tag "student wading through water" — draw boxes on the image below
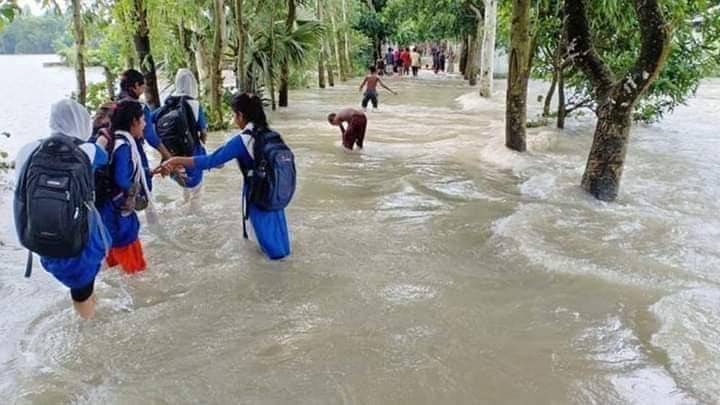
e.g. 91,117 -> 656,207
157,93 -> 294,260
14,100 -> 110,319
98,100 -> 158,274
328,108 -> 367,151
153,68 -> 209,209
358,66 -> 397,111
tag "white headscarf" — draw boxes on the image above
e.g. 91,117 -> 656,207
174,68 -> 199,99
49,99 -> 93,141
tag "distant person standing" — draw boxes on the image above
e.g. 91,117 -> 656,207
358,66 -> 397,111
393,48 -> 401,74
385,47 -> 395,75
411,48 -> 421,77
327,108 -> 367,150
439,48 -> 446,72
401,47 -> 412,76
431,46 -> 438,72
447,47 -> 456,74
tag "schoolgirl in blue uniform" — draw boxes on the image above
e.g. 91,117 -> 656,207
14,100 -> 109,319
98,100 -> 155,273
158,93 -> 291,260
117,69 -> 173,190
157,68 -> 209,203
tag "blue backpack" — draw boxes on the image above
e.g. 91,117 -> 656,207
240,128 -> 296,238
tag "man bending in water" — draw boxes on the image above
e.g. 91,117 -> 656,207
359,66 -> 397,111
328,108 -> 367,150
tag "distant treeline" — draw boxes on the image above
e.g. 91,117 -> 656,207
0,13 -> 71,55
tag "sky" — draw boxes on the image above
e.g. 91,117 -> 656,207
16,0 -> 67,16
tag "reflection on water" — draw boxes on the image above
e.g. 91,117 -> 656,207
1,55 -> 719,403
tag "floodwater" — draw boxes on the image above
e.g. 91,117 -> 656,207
1,54 -> 719,404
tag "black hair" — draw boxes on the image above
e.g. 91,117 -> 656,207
327,113 -> 337,123
119,69 -> 145,93
111,99 -> 144,132
369,65 -> 377,73
231,93 -> 268,129
93,101 -> 115,129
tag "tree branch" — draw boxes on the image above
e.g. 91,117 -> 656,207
468,2 -> 483,19
564,0 -> 614,101
614,0 -> 673,106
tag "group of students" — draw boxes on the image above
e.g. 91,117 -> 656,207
14,68 -> 294,319
382,47 -> 422,77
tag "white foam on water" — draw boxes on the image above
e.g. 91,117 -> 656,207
574,317 -> 697,404
381,284 -> 437,305
456,92 -> 501,113
650,288 -> 720,402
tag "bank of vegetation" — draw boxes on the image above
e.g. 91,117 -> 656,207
1,0 -> 720,199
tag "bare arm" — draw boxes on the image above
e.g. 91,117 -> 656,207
359,77 -> 367,92
157,143 -> 173,161
379,79 -> 397,95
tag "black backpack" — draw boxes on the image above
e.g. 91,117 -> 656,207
240,128 -> 296,238
155,96 -> 198,156
14,135 -> 95,275
88,127 -> 117,206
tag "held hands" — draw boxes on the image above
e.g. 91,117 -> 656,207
153,158 -> 187,180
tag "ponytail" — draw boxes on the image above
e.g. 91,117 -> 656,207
231,92 -> 268,130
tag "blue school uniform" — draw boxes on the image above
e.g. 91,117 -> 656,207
193,125 -> 291,260
98,136 -> 145,248
14,142 -> 109,289
183,105 -> 208,188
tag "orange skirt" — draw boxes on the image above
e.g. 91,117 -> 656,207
106,239 -> 147,274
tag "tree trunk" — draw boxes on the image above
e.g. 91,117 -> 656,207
103,66 -> 114,100
178,21 -> 200,82
566,0 -> 672,201
317,0 -> 326,89
279,0 -> 295,107
505,0 -> 531,152
71,0 -> 86,106
460,35 -> 468,76
326,37 -> 336,87
341,0 -> 353,78
479,0 -> 496,97
208,0 -> 226,127
557,67 -> 566,128
234,0 -> 246,92
467,5 -> 482,86
543,70 -> 557,117
267,8 -> 275,109
132,0 -> 160,109
466,28 -> 478,85
330,13 -> 347,81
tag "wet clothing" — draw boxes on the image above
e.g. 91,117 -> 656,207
159,69 -> 209,190
362,90 -> 379,109
106,239 -> 147,273
70,280 -> 94,303
179,103 -> 208,189
192,123 -> 291,260
343,113 -> 367,150
98,131 -> 151,273
15,141 -> 110,289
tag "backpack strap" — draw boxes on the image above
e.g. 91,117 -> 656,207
24,251 -> 33,278
240,128 -> 263,240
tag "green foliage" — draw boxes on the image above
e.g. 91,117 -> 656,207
0,12 -> 70,54
533,0 -> 720,123
0,1 -> 20,31
84,81 -> 111,114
